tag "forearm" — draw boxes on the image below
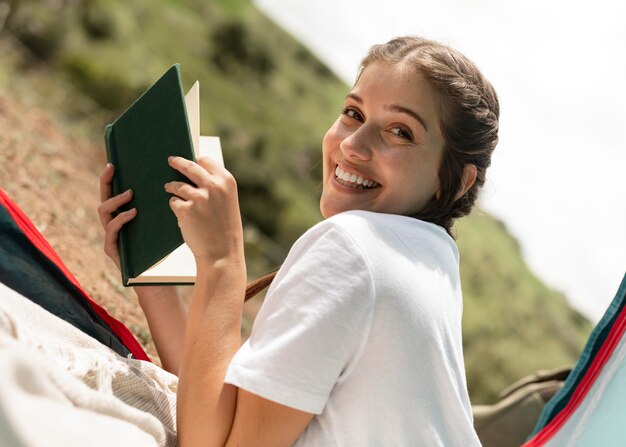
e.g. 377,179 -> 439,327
136,286 -> 187,375
177,257 -> 246,447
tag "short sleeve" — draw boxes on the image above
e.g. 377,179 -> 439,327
224,221 -> 376,414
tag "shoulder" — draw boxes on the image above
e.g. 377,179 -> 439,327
259,213 -> 379,339
301,210 -> 449,240
326,210 -> 449,235
277,212 -> 374,279
302,211 -> 458,263
267,213 -> 383,303
276,211 -> 459,293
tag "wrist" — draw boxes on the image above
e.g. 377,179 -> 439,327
192,256 -> 247,307
194,253 -> 245,273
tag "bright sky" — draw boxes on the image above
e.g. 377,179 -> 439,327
255,0 -> 626,322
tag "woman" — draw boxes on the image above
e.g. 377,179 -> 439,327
99,36 -> 499,446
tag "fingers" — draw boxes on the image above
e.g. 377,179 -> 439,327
168,156 -> 207,185
168,155 -> 224,186
106,208 -> 137,236
97,189 -> 133,228
98,162 -> 133,228
165,157 -> 236,206
196,156 -> 222,173
168,195 -> 189,215
196,156 -> 237,189
103,208 -> 137,265
100,163 -> 115,203
167,187 -> 201,219
164,181 -> 200,202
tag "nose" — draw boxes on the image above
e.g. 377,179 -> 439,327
340,124 -> 375,161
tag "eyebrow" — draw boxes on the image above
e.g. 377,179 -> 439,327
346,93 -> 429,132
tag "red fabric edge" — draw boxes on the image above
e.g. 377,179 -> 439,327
0,188 -> 151,362
522,304 -> 626,446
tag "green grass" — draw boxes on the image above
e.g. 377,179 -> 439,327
457,212 -> 591,402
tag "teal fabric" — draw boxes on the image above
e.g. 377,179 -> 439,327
562,354 -> 626,445
529,272 -> 626,438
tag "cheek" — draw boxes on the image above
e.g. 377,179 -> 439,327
323,123 -> 342,149
322,125 -> 341,169
391,157 -> 441,209
321,130 -> 332,157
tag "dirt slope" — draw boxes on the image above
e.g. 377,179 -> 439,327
0,91 -> 160,361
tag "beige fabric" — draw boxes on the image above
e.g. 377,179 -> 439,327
472,367 -> 569,447
0,283 -> 178,447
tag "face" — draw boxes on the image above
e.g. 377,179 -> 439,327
319,61 -> 445,219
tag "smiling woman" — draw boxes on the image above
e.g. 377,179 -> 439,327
319,60 -> 446,218
99,35 -> 500,446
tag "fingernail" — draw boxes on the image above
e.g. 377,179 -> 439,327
168,156 -> 174,163
125,189 -> 132,196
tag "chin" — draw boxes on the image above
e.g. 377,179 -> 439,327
319,200 -> 341,219
321,202 -> 367,219
319,205 -> 334,219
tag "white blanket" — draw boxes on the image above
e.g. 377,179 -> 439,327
0,282 -> 178,447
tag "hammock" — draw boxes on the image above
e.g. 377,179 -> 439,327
0,187 -> 149,361
0,188 -> 176,447
522,272 -> 626,446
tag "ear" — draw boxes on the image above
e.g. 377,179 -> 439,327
454,164 -> 477,201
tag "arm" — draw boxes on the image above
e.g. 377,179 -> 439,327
166,156 -> 313,446
98,163 -> 186,374
136,286 -> 186,374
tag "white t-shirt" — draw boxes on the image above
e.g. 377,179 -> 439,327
225,210 -> 480,446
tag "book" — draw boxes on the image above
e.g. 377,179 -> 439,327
104,64 -> 223,286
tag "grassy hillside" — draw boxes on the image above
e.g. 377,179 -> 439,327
0,0 -> 592,403
457,214 -> 590,401
4,0 -> 346,247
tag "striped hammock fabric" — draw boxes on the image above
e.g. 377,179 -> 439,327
0,187 -> 149,361
523,272 -> 626,446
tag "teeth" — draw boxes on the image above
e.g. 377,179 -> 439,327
334,165 -> 379,189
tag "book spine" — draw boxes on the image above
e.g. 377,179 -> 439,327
104,124 -> 132,286
175,64 -> 197,164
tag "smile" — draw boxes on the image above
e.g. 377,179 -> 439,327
334,165 -> 380,189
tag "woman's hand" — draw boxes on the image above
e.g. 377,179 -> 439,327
165,156 -> 244,267
97,163 -> 137,269
98,163 -> 187,373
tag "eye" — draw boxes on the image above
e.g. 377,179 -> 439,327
390,126 -> 414,141
341,107 -> 364,123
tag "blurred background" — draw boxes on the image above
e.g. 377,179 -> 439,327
0,0 -> 621,405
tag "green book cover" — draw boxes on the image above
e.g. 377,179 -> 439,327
104,64 -> 196,286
